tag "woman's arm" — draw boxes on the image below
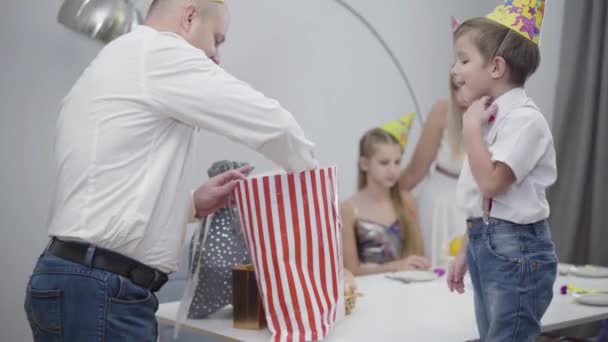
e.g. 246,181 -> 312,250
402,190 -> 426,256
400,99 -> 448,190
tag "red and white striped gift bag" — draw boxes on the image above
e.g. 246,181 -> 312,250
233,167 -> 344,342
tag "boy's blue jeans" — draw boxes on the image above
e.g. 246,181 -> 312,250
467,217 -> 557,342
24,252 -> 159,342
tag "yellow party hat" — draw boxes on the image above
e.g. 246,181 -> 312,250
379,112 -> 415,150
486,0 -> 546,45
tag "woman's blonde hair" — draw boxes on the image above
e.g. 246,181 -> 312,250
446,75 -> 465,158
357,128 -> 418,256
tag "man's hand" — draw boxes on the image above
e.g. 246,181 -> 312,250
193,165 -> 253,218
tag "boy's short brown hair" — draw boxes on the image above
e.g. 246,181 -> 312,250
454,17 -> 540,86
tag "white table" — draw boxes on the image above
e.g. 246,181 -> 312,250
157,273 -> 608,341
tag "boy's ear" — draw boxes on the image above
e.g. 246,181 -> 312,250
490,56 -> 508,80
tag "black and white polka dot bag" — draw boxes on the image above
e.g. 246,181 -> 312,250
175,160 -> 252,332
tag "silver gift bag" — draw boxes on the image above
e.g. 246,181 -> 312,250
186,160 -> 252,319
174,160 -> 252,338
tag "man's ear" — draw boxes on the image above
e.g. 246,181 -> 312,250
180,3 -> 198,31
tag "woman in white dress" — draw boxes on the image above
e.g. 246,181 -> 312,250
400,77 -> 470,267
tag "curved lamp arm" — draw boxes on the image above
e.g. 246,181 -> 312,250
333,0 -> 425,127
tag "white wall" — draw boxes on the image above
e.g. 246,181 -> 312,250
0,1 -> 564,340
0,3 -> 103,342
187,0 -> 565,194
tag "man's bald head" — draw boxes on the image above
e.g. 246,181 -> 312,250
148,0 -> 225,17
146,0 -> 230,64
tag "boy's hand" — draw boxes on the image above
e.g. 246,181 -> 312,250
447,252 -> 468,294
463,96 -> 498,127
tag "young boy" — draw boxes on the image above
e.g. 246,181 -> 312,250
446,0 -> 558,341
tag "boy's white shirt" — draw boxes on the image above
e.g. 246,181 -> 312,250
457,88 -> 557,224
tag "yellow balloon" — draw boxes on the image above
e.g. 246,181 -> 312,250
449,236 -> 464,257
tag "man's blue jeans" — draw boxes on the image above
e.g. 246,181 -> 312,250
24,251 -> 159,341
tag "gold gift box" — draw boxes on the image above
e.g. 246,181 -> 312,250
232,264 -> 266,330
345,291 -> 357,315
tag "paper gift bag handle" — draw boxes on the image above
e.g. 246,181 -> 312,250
173,211 -> 214,339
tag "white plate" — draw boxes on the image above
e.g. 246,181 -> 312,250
389,270 -> 438,282
574,293 -> 608,306
569,265 -> 608,278
557,263 -> 574,275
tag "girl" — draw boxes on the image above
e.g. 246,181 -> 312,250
342,127 -> 430,276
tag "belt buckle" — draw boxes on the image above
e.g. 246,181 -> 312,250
149,271 -> 160,291
128,266 -> 152,290
128,265 -> 168,292
129,264 -> 167,292
150,270 -> 168,292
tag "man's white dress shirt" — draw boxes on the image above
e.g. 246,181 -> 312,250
48,26 -> 317,272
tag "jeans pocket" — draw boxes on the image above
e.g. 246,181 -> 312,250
108,275 -> 155,305
106,276 -> 158,342
24,286 -> 62,341
486,231 -> 521,262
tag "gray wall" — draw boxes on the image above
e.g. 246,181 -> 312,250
0,1 -> 564,341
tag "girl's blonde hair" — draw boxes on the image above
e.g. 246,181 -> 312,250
357,128 -> 418,256
446,75 -> 465,158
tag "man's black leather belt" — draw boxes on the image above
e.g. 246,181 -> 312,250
47,238 -> 168,292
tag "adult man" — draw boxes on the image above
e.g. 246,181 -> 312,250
24,1 -> 317,340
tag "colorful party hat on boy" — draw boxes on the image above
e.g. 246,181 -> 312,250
379,112 -> 415,150
486,0 -> 546,45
